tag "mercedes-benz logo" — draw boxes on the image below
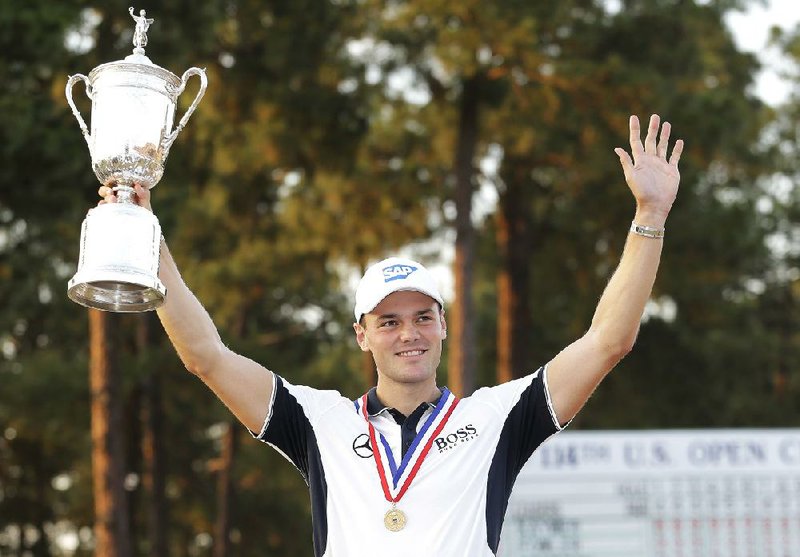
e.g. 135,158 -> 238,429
352,433 -> 373,458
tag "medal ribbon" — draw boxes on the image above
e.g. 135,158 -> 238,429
358,389 -> 459,504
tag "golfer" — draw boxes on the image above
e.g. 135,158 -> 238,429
98,114 -> 682,556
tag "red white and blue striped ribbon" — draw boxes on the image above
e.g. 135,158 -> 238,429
358,389 -> 459,502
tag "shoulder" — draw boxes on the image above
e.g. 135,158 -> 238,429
464,367 -> 545,408
253,375 -> 358,439
273,375 -> 357,418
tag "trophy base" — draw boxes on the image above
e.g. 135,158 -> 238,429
68,272 -> 165,313
68,203 -> 165,313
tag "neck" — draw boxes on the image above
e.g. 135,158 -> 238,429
375,379 -> 441,416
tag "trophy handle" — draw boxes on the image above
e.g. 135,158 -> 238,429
162,67 -> 207,154
65,74 -> 92,147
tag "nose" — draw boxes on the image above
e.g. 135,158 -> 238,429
398,321 -> 420,342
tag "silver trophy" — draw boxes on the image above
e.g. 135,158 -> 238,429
65,8 -> 207,312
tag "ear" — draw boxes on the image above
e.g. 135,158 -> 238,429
353,322 -> 371,352
439,309 -> 447,340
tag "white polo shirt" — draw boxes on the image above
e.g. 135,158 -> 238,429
253,365 -> 565,556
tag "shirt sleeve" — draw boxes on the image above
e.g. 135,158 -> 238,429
251,375 -> 315,480
484,365 -> 566,552
497,365 -> 565,472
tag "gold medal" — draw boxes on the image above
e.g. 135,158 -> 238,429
384,506 -> 407,532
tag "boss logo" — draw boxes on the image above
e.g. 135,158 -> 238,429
434,424 -> 478,453
382,264 -> 417,282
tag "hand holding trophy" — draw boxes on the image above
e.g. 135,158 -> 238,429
65,8 -> 207,312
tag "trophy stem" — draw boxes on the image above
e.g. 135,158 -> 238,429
113,184 -> 137,204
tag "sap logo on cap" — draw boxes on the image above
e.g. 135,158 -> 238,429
382,264 -> 418,282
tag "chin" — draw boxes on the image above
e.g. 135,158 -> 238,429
397,368 -> 436,383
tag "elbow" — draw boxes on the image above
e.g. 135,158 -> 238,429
611,329 -> 639,360
183,358 -> 206,378
181,341 -> 226,379
588,328 -> 637,368
601,342 -> 633,371
611,338 -> 636,363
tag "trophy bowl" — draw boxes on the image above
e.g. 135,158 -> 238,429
65,8 -> 207,312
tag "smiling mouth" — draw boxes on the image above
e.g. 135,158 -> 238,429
396,349 -> 426,357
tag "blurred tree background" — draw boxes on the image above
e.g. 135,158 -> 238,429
1,0 -> 799,555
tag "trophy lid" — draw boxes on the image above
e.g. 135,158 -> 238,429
125,7 -> 155,65
88,8 -> 180,88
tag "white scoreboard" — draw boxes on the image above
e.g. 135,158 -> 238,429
498,429 -> 800,557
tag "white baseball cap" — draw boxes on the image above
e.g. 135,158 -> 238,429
354,256 -> 444,322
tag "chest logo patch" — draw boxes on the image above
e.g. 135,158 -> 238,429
434,424 -> 478,453
352,433 -> 374,458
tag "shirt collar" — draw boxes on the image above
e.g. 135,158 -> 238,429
365,386 -> 444,418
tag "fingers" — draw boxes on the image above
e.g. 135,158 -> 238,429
96,183 -> 151,206
614,147 -> 634,179
629,115 -> 644,161
97,185 -> 117,204
133,183 -> 153,210
628,114 -> 683,166
669,139 -> 684,166
628,114 -> 664,160
657,121 -> 671,159
644,114 -> 660,155
133,183 -> 149,199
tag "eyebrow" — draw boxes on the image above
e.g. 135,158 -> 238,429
376,308 -> 435,320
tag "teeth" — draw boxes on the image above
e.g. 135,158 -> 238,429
398,349 -> 424,357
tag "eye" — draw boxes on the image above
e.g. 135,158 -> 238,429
378,319 -> 397,328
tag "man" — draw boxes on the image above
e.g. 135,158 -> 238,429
98,114 -> 682,555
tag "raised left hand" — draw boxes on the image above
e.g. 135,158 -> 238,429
615,114 -> 683,225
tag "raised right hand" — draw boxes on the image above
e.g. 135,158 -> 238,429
614,114 -> 683,227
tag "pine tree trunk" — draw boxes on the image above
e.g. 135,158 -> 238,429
124,383 -> 142,550
213,422 -> 238,557
139,314 -> 169,557
89,309 -> 132,557
496,203 -> 514,385
496,171 -> 533,383
142,370 -> 168,557
448,76 -> 480,397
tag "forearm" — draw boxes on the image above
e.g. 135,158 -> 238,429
588,207 -> 665,357
156,239 -> 226,377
